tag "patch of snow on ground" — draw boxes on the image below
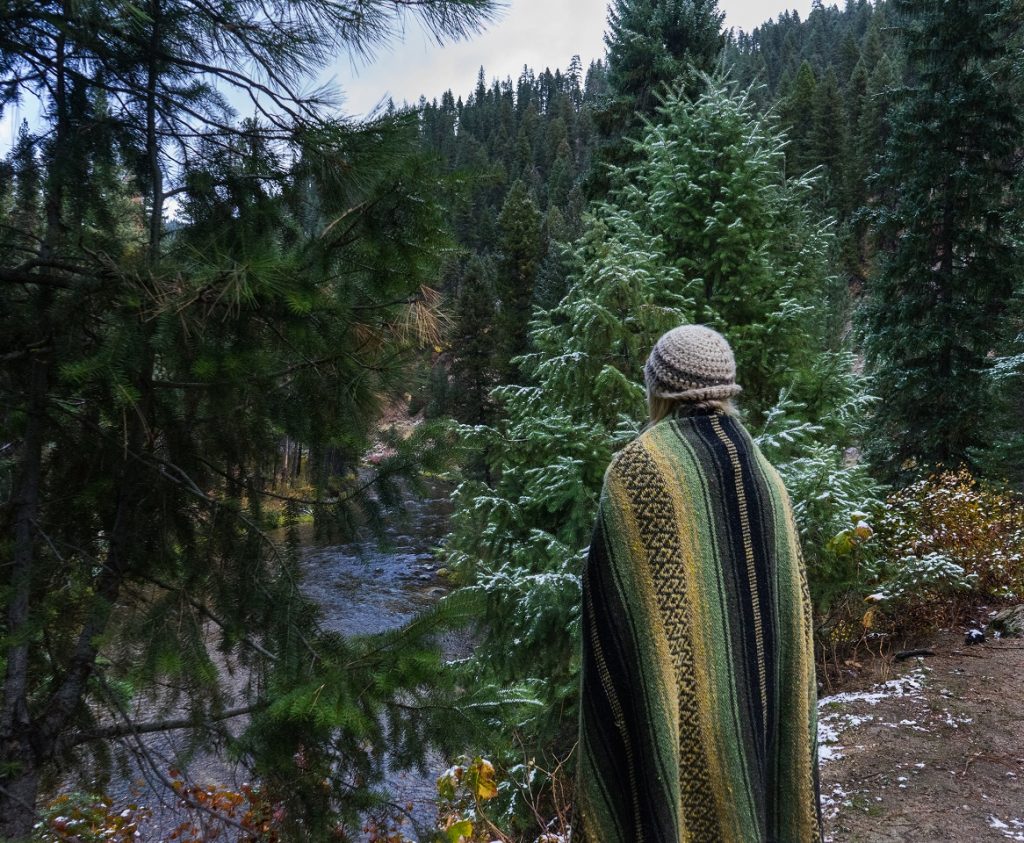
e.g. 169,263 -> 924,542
819,783 -> 849,822
817,667 -> 929,765
988,814 -> 1024,841
942,711 -> 973,728
823,666 -> 929,707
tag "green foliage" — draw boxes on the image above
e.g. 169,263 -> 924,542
979,310 -> 1024,489
591,0 -> 725,196
32,793 -> 150,843
606,0 -> 725,111
495,180 -> 543,380
873,469 -> 1024,608
866,552 -> 976,608
233,588 -> 538,835
448,257 -> 499,426
0,0 -> 499,835
438,76 -> 870,835
777,60 -> 819,180
810,69 -> 847,208
442,203 -> 684,755
623,77 -> 841,418
752,375 -> 886,620
807,467 -> 1024,649
418,57 -> 604,420
724,0 -> 905,283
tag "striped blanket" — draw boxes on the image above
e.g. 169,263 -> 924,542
576,407 -> 822,842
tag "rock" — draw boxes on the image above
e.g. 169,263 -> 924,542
894,648 -> 936,661
986,605 -> 1024,639
964,628 -> 985,646
435,567 -> 450,578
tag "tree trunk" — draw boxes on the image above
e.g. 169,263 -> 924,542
147,0 -> 163,262
0,761 -> 40,841
0,355 -> 47,842
0,8 -> 66,832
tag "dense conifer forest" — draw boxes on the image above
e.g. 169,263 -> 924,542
2,0 -> 1023,839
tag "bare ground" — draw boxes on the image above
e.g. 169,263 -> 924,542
819,630 -> 1024,842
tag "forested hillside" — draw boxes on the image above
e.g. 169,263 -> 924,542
415,60 -> 607,424
420,0 -> 899,430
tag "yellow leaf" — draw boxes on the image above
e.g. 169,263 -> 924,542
853,520 -> 873,541
446,819 -> 473,842
473,758 -> 498,800
827,530 -> 854,556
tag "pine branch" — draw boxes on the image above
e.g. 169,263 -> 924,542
128,575 -> 279,662
49,402 -> 319,657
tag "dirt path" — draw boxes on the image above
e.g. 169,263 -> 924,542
819,630 -> 1024,842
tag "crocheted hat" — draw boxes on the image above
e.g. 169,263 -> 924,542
644,324 -> 743,402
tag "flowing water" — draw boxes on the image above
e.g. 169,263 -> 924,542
299,489 -> 454,638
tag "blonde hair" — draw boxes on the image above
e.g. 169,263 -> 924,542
647,393 -> 738,425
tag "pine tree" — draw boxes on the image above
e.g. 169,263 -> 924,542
860,0 -> 1024,480
589,0 -> 724,196
984,303 -> 1024,487
0,0 -> 497,835
606,0 -> 724,112
811,68 -> 848,212
494,179 -> 543,380
418,57 -> 605,430
449,257 -> 499,426
777,60 -> 818,180
440,77 -> 870,790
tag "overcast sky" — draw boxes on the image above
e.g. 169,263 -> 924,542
335,0 -> 816,117
1,0 -> 814,149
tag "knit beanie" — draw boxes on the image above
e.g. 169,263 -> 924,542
644,324 -> 743,402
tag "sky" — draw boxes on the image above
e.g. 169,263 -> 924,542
335,0 -> 816,118
0,0 -> 815,150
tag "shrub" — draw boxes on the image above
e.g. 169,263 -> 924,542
866,468 -> 1024,631
752,380 -> 886,644
33,794 -> 150,843
435,751 -> 573,843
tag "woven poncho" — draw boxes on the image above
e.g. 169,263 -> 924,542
576,407 -> 822,843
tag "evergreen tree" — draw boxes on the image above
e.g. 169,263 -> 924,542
860,0 -> 1024,479
441,78 -> 871,799
0,0 -> 497,835
811,68 -> 848,212
590,0 -> 725,196
984,310 -> 1024,487
778,60 -> 818,180
449,256 -> 499,426
606,0 -> 724,112
494,179 -> 543,380
418,57 -> 602,412
856,50 -> 902,185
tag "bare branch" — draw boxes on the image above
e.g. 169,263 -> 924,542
71,703 -> 264,746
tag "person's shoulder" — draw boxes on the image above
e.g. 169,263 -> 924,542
604,424 -> 670,485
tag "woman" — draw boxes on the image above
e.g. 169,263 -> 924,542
576,325 -> 822,843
